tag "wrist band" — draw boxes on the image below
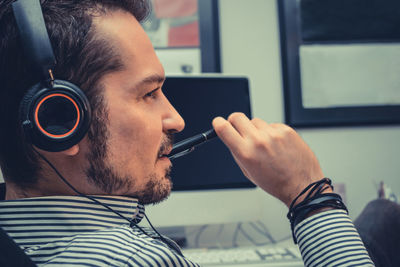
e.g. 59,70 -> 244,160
287,178 -> 348,244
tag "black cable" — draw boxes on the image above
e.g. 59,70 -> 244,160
237,224 -> 262,246
194,225 -> 208,248
33,148 -> 133,223
273,234 -> 292,243
32,148 -> 182,255
249,222 -> 264,235
237,223 -> 276,246
214,224 -> 224,248
142,213 -> 184,255
232,223 -> 240,247
249,222 -> 276,244
256,221 -> 277,243
185,226 -> 204,237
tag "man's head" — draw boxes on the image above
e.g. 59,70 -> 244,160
0,0 -> 185,204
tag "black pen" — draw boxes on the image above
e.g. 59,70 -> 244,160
168,129 -> 218,160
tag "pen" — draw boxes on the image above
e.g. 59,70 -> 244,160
168,129 -> 218,160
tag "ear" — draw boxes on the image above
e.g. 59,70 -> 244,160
60,144 -> 80,156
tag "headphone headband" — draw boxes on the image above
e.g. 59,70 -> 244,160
12,0 -> 56,80
13,0 -> 91,152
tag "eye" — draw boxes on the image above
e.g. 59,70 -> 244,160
144,88 -> 160,100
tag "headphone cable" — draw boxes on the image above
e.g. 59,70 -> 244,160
31,148 -> 174,248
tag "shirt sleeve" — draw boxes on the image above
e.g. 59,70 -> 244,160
294,209 -> 375,267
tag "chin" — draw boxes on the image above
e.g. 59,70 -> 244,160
137,171 -> 173,205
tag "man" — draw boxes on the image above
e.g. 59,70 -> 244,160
0,0 -> 374,266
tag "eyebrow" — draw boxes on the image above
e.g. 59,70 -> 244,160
135,74 -> 166,89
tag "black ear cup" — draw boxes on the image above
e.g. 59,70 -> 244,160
19,80 -> 91,152
13,0 -> 91,152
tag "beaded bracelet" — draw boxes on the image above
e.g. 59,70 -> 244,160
287,178 -> 348,244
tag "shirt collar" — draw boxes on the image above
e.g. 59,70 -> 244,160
0,195 -> 145,246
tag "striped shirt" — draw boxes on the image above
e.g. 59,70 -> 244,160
0,195 -> 199,267
295,209 -> 375,267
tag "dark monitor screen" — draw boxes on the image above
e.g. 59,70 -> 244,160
163,76 -> 256,191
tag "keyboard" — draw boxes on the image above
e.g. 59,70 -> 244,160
182,245 -> 304,267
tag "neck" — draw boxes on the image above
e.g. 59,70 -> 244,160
4,173 -> 81,200
4,182 -> 45,200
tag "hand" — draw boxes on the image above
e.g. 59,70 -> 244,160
212,113 -> 325,207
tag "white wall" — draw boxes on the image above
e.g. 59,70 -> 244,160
218,0 -> 400,235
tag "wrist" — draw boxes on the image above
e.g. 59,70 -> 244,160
304,206 -> 335,219
286,178 -> 348,244
286,184 -> 333,208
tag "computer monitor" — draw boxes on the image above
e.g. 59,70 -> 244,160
146,75 -> 261,227
166,76 -> 255,191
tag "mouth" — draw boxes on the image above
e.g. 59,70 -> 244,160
157,147 -> 172,159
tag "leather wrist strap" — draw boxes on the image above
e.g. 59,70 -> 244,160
287,178 -> 348,244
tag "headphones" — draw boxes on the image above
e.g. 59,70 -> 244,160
12,0 -> 91,152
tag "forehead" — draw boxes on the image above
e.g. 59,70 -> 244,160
92,10 -> 164,81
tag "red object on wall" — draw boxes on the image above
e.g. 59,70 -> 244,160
152,0 -> 199,47
168,21 -> 199,47
153,0 -> 197,18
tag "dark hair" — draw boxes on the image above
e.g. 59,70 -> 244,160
0,0 -> 150,186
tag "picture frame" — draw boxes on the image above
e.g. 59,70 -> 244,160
278,0 -> 400,127
143,0 -> 220,74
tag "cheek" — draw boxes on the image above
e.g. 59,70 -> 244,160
106,108 -> 163,166
107,99 -> 145,144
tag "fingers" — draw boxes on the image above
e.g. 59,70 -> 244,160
227,112 -> 259,139
213,113 -> 295,152
213,114 -> 324,206
251,118 -> 271,132
213,113 -> 272,144
254,120 -> 297,140
213,113 -> 263,150
212,116 -> 244,152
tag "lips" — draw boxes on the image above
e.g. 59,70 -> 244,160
157,147 -> 172,158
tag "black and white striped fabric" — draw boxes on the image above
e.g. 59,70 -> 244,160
295,209 -> 375,267
0,195 -> 199,267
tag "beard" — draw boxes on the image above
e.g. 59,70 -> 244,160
84,94 -> 174,205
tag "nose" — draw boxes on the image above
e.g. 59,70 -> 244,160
162,94 -> 185,133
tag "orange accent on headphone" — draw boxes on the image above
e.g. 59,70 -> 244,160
34,93 -> 80,138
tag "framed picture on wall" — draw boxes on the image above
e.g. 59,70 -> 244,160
278,0 -> 400,127
143,0 -> 220,74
